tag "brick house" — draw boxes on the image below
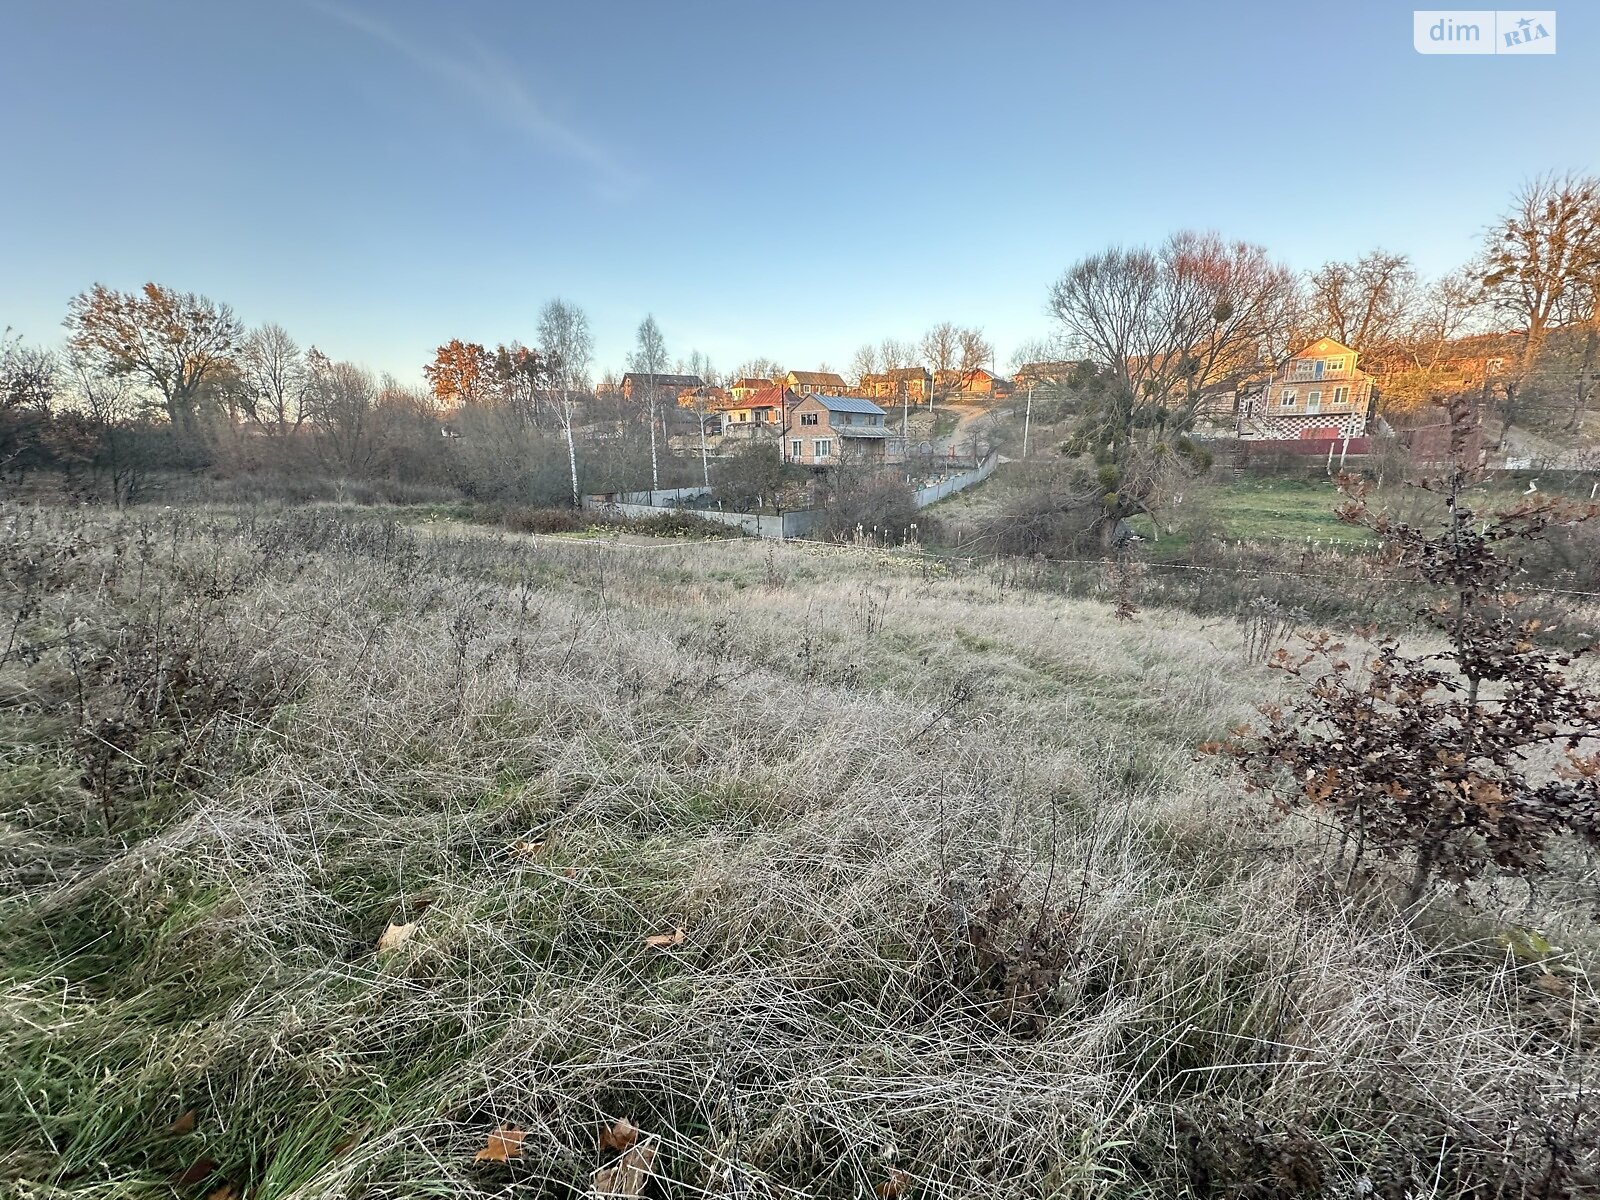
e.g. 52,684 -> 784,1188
783,394 -> 898,465
785,370 -> 849,397
1243,338 -> 1374,440
860,367 -> 933,403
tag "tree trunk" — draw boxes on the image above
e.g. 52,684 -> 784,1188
563,406 -> 579,508
1567,321 -> 1597,433
648,389 -> 660,493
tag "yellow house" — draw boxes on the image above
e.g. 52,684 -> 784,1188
1244,337 -> 1374,439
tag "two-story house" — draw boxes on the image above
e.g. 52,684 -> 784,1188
720,384 -> 797,430
728,376 -> 771,402
783,394 -> 898,465
785,370 -> 850,397
860,367 -> 933,403
1246,338 -> 1374,440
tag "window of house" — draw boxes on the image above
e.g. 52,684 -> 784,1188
1281,388 -> 1297,408
790,439 -> 803,459
800,412 -> 819,426
737,412 -> 748,422
1307,390 -> 1322,411
1333,386 -> 1348,406
1326,358 -> 1344,372
813,439 -> 831,458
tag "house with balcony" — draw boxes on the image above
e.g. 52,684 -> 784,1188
783,394 -> 899,465
1242,338 -> 1374,440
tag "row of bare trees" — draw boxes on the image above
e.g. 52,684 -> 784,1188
847,323 -> 995,400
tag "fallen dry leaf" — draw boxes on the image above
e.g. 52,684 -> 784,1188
330,1134 -> 359,1157
474,1124 -> 526,1164
206,1186 -> 239,1200
172,1158 -> 217,1186
513,839 -> 546,859
598,1117 -> 640,1154
168,1109 -> 197,1135
564,865 -> 579,880
377,921 -> 417,953
593,1138 -> 657,1197
1535,972 -> 1572,997
877,1168 -> 911,1198
644,928 -> 685,949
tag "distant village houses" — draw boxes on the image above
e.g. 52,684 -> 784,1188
620,372 -> 704,403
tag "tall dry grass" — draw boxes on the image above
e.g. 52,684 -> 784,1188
1,502 -> 1596,1199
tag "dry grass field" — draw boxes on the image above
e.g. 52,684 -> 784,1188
2,503 -> 1597,1198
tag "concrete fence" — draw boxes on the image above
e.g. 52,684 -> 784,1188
583,455 -> 1000,541
912,451 -> 1000,508
580,487 -> 820,539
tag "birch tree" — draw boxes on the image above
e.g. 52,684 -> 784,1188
629,315 -> 668,492
538,299 -> 594,507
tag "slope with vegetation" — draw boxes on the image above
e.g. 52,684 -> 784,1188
2,502 -> 1597,1198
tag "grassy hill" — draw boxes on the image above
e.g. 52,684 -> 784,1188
2,504 -> 1596,1198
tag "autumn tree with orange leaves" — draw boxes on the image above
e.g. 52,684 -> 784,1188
423,339 -> 495,410
64,282 -> 241,442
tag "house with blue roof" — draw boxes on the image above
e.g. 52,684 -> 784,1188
784,392 -> 902,466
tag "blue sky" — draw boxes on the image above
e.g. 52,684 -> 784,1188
1,1 -> 1594,381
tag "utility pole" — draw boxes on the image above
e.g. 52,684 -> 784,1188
902,382 -> 911,483
1022,383 -> 1034,458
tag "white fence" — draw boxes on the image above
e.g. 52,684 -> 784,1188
912,451 -> 1000,508
582,456 -> 1000,541
581,488 -> 819,539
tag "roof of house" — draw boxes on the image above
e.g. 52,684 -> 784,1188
727,384 -> 798,409
1292,338 -> 1359,359
621,372 -> 704,390
787,370 -> 848,387
804,394 -> 887,416
836,425 -> 891,438
730,376 -> 771,389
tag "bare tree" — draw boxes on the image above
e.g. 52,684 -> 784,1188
629,315 -> 668,492
538,299 -> 594,507
1306,250 -> 1419,355
237,322 -> 309,436
1482,172 -> 1600,378
304,349 -> 380,474
68,356 -> 148,507
849,344 -> 880,387
920,322 -> 961,405
2,331 -> 58,474
64,282 -> 241,442
731,356 -> 783,383
1049,231 -> 1300,417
